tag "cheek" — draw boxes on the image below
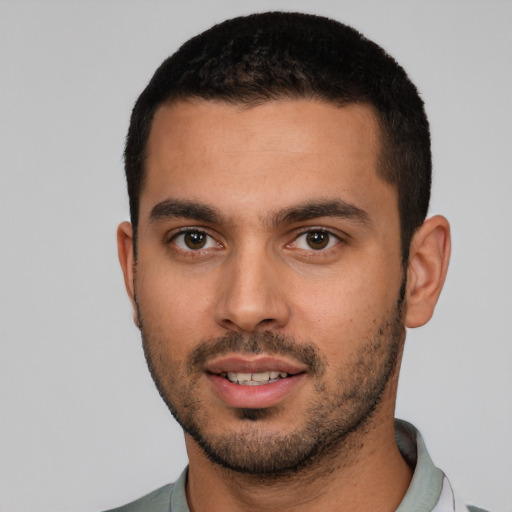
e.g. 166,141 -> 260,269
136,262 -> 218,346
291,264 -> 400,349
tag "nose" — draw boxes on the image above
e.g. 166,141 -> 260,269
214,245 -> 291,334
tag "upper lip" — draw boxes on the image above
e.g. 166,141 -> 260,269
205,355 -> 307,375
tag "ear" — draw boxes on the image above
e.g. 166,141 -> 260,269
405,215 -> 451,328
117,221 -> 140,327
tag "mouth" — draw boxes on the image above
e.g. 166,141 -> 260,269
205,355 -> 307,408
217,370 -> 294,386
206,355 -> 306,382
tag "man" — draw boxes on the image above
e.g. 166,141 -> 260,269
113,11 -> 486,512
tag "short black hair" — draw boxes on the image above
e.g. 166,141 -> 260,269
124,11 -> 431,263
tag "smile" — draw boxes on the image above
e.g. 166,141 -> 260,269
205,355 -> 308,407
220,371 -> 290,386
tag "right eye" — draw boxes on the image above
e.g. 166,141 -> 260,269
171,230 -> 221,251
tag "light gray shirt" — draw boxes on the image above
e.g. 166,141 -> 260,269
105,419 -> 488,512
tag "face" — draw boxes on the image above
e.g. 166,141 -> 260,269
123,99 -> 406,475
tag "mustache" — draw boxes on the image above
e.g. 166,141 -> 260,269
187,330 -> 326,376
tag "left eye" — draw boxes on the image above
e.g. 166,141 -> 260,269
293,230 -> 339,251
172,231 -> 219,251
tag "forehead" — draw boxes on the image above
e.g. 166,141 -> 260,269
148,98 -> 381,158
142,99 -> 395,225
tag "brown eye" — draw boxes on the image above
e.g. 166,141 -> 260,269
172,230 -> 219,251
306,231 -> 330,250
184,231 -> 207,249
290,230 -> 339,252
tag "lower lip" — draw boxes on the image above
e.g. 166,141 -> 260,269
207,373 -> 306,409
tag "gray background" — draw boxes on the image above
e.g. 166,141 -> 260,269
0,1 -> 511,511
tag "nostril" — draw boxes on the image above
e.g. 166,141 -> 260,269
214,286 -> 291,333
258,318 -> 276,326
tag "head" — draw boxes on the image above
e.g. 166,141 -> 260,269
124,11 -> 431,265
118,12 -> 450,478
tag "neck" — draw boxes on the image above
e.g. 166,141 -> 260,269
185,411 -> 412,512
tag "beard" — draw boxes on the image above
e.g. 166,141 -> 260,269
137,299 -> 405,477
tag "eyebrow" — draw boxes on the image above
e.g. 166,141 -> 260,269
149,197 -> 371,228
270,199 -> 371,227
150,199 -> 222,224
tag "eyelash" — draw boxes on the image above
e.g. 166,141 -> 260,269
168,228 -> 223,253
286,228 -> 343,255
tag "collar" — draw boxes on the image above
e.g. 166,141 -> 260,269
169,420 -> 452,512
395,419 -> 447,511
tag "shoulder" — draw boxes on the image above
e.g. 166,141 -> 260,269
103,483 -> 174,512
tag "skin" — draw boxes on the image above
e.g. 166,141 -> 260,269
118,99 -> 451,512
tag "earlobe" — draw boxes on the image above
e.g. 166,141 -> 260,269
117,222 -> 140,327
405,215 -> 451,328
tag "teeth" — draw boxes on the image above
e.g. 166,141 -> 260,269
251,371 -> 270,381
227,372 -> 251,382
223,371 -> 290,385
